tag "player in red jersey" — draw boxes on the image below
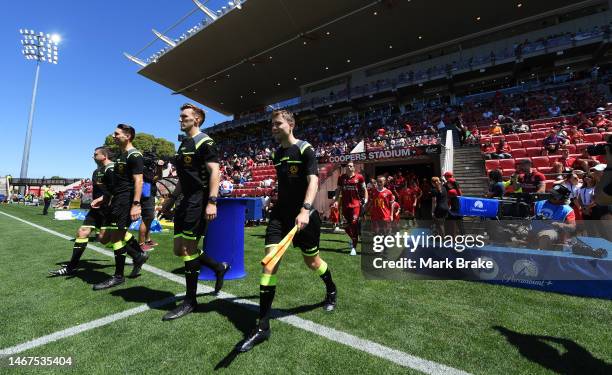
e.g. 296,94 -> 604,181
329,201 -> 340,231
335,162 -> 368,255
398,181 -> 421,227
367,175 -> 395,234
391,201 -> 401,230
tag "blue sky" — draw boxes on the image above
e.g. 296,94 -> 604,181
0,0 -> 233,178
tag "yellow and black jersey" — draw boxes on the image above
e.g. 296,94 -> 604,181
175,132 -> 219,196
92,163 -> 114,202
271,140 -> 318,215
112,148 -> 144,195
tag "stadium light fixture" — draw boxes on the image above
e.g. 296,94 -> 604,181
18,28 -> 60,180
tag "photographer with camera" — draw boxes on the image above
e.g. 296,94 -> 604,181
529,184 -> 576,250
139,153 -> 164,251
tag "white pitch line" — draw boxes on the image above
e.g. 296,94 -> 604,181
0,210 -> 471,375
0,294 -> 180,357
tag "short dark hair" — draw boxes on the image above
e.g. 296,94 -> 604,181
271,109 -> 295,127
117,124 -> 136,141
95,146 -> 112,158
181,103 -> 205,126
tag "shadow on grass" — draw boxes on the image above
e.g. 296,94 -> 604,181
110,286 -> 177,311
212,298 -> 324,370
493,326 -> 612,374
51,259 -> 113,285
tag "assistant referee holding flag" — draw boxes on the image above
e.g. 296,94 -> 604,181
238,109 -> 337,352
160,103 -> 230,321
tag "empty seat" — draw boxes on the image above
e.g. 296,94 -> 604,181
502,169 -> 515,177
507,141 -> 522,149
575,143 -> 590,153
583,133 -> 602,143
522,139 -> 537,148
485,160 -> 500,171
518,133 -> 532,140
512,148 -> 527,158
532,131 -> 546,139
531,156 -> 550,169
499,159 -> 515,170
548,155 -> 562,163
538,167 -> 553,174
565,144 -> 576,153
505,134 -> 519,142
526,147 -> 542,157
534,138 -> 544,147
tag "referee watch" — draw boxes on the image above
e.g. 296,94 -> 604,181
302,203 -> 313,210
132,201 -> 141,206
208,196 -> 218,205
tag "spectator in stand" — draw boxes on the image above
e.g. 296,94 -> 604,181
548,103 -> 561,117
543,129 -> 565,153
578,148 -> 599,169
499,115 -> 516,134
515,119 -> 531,133
576,174 -> 596,221
260,176 -> 274,188
576,112 -> 595,132
567,125 -> 585,144
493,139 -> 512,159
593,112 -> 612,130
513,159 -> 546,193
550,162 -> 566,181
485,170 -> 505,198
559,148 -> 576,170
482,141 -> 496,160
490,120 -> 503,136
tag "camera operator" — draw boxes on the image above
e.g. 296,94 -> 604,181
529,184 -> 576,250
140,155 -> 164,250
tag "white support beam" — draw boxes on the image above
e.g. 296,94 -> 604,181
152,29 -> 177,47
192,0 -> 218,21
123,52 -> 147,67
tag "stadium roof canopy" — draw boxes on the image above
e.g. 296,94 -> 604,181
137,0 -> 597,115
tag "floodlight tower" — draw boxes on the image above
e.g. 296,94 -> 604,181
18,29 -> 60,179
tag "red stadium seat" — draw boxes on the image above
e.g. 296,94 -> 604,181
518,133 -> 532,141
522,139 -> 537,148
535,138 -> 544,147
583,133 -> 602,143
548,155 -> 561,163
492,136 -> 504,143
505,134 -> 519,142
502,169 -> 515,177
507,141 -> 522,149
538,167 -> 553,174
532,131 -> 546,139
531,156 -> 550,169
566,144 -> 576,153
545,180 -> 556,191
526,147 -> 542,157
575,143 -> 590,153
499,159 -> 515,170
485,160 -> 500,172
511,148 -> 527,158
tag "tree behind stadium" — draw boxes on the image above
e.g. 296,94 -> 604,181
104,133 -> 175,160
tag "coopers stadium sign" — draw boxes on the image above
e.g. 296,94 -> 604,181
322,144 -> 441,163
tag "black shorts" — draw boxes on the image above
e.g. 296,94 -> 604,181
82,206 -> 109,230
102,193 -> 133,230
141,197 -> 155,222
265,209 -> 321,256
174,192 -> 208,240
